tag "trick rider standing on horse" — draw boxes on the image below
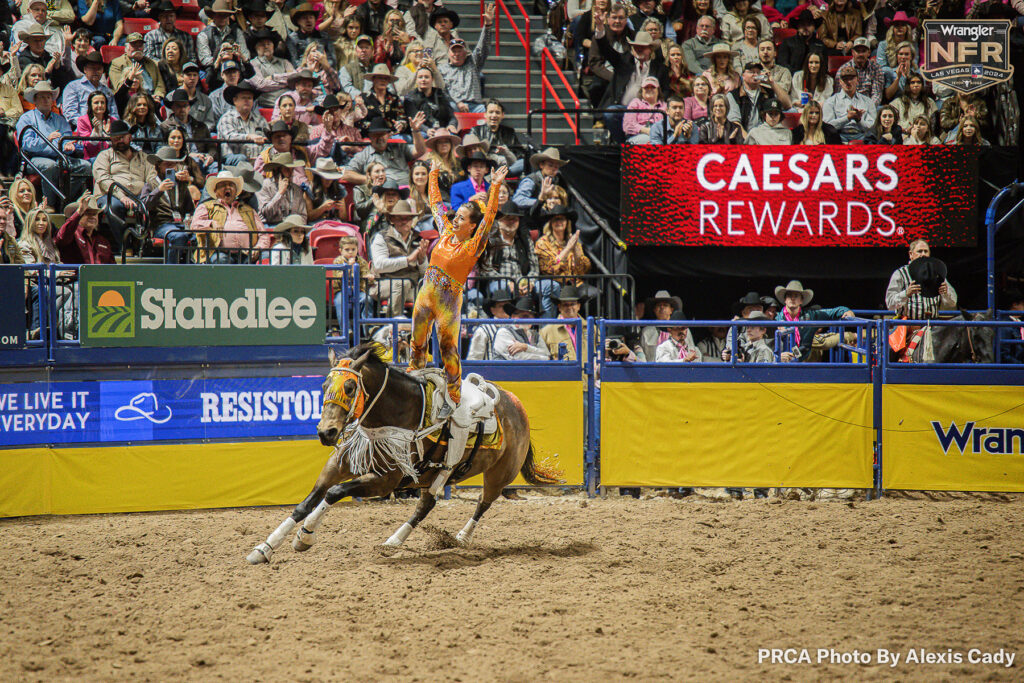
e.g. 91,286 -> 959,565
410,158 -> 508,493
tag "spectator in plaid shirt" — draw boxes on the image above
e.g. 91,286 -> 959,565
144,2 -> 197,64
478,201 -> 539,297
217,82 -> 269,164
849,37 -> 884,105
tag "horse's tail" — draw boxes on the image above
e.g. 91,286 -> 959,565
520,443 -> 563,486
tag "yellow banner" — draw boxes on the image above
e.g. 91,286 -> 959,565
0,380 -> 584,517
601,382 -> 873,487
883,385 -> 1024,492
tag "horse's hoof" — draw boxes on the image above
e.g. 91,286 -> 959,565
292,527 -> 315,552
455,531 -> 473,546
246,543 -> 273,565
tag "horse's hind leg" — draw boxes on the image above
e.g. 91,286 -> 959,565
456,470 -> 506,546
383,490 -> 437,548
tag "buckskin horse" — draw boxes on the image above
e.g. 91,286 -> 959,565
246,343 -> 560,564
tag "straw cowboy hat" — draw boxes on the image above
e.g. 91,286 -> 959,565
424,129 -> 461,151
455,132 -> 490,156
207,0 -> 236,15
774,280 -> 814,306
386,199 -> 419,217
147,145 -> 186,166
17,23 -> 51,42
274,214 -> 311,233
263,151 -> 306,172
707,43 -> 740,59
628,31 -> 655,48
64,192 -> 101,219
289,1 -> 318,22
310,157 -> 346,181
205,170 -> 244,196
648,289 -> 683,312
363,63 -> 397,83
529,147 -> 568,169
24,80 -> 60,103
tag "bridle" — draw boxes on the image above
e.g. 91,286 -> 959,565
322,356 -> 391,431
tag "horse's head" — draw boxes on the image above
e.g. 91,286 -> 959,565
939,310 -> 996,364
317,346 -> 374,446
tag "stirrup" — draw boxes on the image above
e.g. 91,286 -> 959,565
436,401 -> 454,420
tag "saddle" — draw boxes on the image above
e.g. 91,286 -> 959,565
410,368 -> 500,436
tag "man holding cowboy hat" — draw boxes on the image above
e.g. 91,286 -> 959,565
18,80 -> 90,205
191,170 -> 270,264
342,114 -> 427,186
197,0 -> 251,71
540,285 -> 587,361
511,147 -> 569,213
287,2 -> 337,68
467,287 -> 515,360
774,279 -> 855,362
54,191 -> 114,265
591,27 -> 667,142
141,145 -> 197,262
450,149 -> 494,211
144,1 -> 197,63
61,50 -> 118,122
494,295 -> 550,360
217,80 -> 268,163
884,240 -> 957,320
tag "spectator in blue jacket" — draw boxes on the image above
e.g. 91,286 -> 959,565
449,150 -> 493,211
773,279 -> 855,362
16,81 -> 91,207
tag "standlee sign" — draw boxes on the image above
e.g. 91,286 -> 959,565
621,145 -> 978,247
922,20 -> 1014,94
0,266 -> 25,349
79,265 -> 326,347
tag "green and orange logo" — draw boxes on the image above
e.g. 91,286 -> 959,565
86,281 -> 136,338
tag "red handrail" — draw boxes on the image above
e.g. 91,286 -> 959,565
539,48 -> 580,145
488,0 -> 531,118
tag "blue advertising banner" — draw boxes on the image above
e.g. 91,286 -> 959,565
0,376 -> 325,446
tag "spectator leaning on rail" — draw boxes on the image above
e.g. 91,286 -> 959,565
822,63 -> 876,143
774,279 -> 855,362
93,119 -> 158,253
54,192 -> 114,264
885,239 -> 957,319
655,310 -> 702,362
494,295 -> 550,361
190,170 -> 271,264
540,285 -> 586,361
141,145 -> 197,263
466,287 -> 515,361
438,3 -> 493,114
722,290 -> 765,360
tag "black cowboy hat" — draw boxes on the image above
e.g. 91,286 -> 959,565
247,28 -> 281,51
908,257 -> 948,298
460,150 -> 496,173
108,119 -> 131,136
76,50 -> 104,72
759,295 -> 781,310
268,119 -> 295,137
555,285 -> 581,303
224,81 -> 260,105
313,93 -> 344,115
658,309 -> 689,332
243,0 -> 273,16
164,88 -> 193,106
149,0 -> 176,18
429,7 -> 461,29
496,201 -> 524,218
731,291 -> 763,316
793,9 -> 823,28
540,203 -> 577,222
512,294 -> 539,317
482,288 -> 515,315
372,179 -> 410,200
364,116 -> 391,135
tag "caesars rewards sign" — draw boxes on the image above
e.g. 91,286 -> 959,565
620,145 -> 978,247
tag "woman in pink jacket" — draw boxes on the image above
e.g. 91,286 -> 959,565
622,77 -> 668,145
75,91 -> 113,161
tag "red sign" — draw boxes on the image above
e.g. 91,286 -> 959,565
621,145 -> 978,247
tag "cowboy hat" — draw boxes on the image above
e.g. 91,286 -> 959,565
310,157 -> 347,181
497,201 -> 525,218
247,27 -> 281,51
649,289 -> 683,312
386,199 -> 418,217
884,10 -> 918,27
512,295 -> 539,317
150,0 -> 176,17
263,151 -> 306,172
274,214 -> 311,233
429,6 -> 461,28
64,192 -> 102,219
460,150 -> 495,173
207,0 -> 236,14
76,50 -> 104,71
147,145 -> 186,166
658,309 -> 689,332
555,285 -> 581,303
289,1 -> 318,21
793,9 -> 822,27
17,23 -> 50,42
164,88 -> 194,106
224,81 -> 260,104
363,116 -> 391,135
224,161 -> 263,193
628,31 -> 655,48
907,257 -> 948,298
540,203 -> 577,222
362,63 -> 397,82
482,288 -> 515,315
372,179 -> 410,199
23,80 -> 59,103
286,68 -> 317,88
744,311 -> 771,322
205,170 -> 244,196
313,93 -> 344,115
707,43 -> 739,59
529,146 -> 568,169
424,129 -> 461,151
731,291 -> 763,316
267,119 -> 296,137
774,280 -> 814,306
242,0 -> 272,15
454,132 -> 490,156
759,295 -> 781,310
107,119 -> 131,136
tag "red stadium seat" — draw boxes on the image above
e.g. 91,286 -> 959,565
828,55 -> 851,75
259,107 -> 274,122
171,0 -> 201,17
782,111 -> 801,129
315,257 -> 336,265
311,224 -> 364,260
175,19 -> 206,37
100,45 -> 126,63
773,28 -> 796,44
453,112 -> 486,132
124,18 -> 159,35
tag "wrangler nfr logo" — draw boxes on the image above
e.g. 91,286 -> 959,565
922,20 -> 1015,94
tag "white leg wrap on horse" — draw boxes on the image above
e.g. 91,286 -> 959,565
456,518 -> 477,545
266,518 -> 297,549
303,500 -> 330,532
383,522 -> 414,547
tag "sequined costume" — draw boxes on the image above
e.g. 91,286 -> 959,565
409,167 -> 502,402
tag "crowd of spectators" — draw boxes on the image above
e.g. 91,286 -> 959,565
560,0 -> 1020,145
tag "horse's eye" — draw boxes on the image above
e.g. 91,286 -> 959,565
344,379 -> 357,396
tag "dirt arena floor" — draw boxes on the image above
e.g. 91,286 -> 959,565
1,490 -> 1022,682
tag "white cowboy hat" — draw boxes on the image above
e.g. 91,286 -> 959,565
204,170 -> 244,197
774,280 -> 814,306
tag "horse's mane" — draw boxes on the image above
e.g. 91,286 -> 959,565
345,342 -> 428,387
